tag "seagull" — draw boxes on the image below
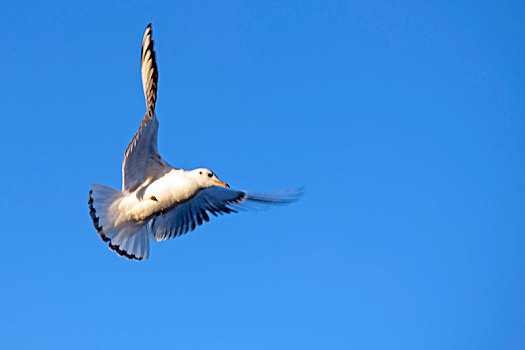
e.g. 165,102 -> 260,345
88,23 -> 300,261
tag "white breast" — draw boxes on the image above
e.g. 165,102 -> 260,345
117,170 -> 200,224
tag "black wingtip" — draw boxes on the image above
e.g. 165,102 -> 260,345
88,189 -> 110,242
108,241 -> 143,261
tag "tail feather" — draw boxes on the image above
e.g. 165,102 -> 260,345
88,184 -> 150,260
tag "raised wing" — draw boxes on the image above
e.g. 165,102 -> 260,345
122,23 -> 170,193
141,23 -> 158,112
150,187 -> 302,241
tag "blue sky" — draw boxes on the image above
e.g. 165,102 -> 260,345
1,0 -> 524,349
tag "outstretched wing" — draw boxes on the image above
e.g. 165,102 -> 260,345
150,187 -> 302,241
122,23 -> 170,193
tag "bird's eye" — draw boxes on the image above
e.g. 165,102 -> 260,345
208,173 -> 213,178
199,171 -> 202,175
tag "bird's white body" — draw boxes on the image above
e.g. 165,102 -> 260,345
116,169 -> 199,224
88,23 -> 300,261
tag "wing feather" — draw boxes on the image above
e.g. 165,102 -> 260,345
150,187 -> 302,241
122,23 -> 171,193
141,23 -> 158,112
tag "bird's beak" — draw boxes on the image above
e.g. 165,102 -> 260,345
215,180 -> 230,188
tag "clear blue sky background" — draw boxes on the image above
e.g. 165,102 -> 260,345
1,1 -> 524,349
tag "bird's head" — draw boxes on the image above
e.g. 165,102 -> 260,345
191,168 -> 230,189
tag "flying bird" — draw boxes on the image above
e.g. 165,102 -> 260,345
88,23 -> 300,260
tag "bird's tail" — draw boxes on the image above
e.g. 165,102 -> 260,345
88,184 -> 150,260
